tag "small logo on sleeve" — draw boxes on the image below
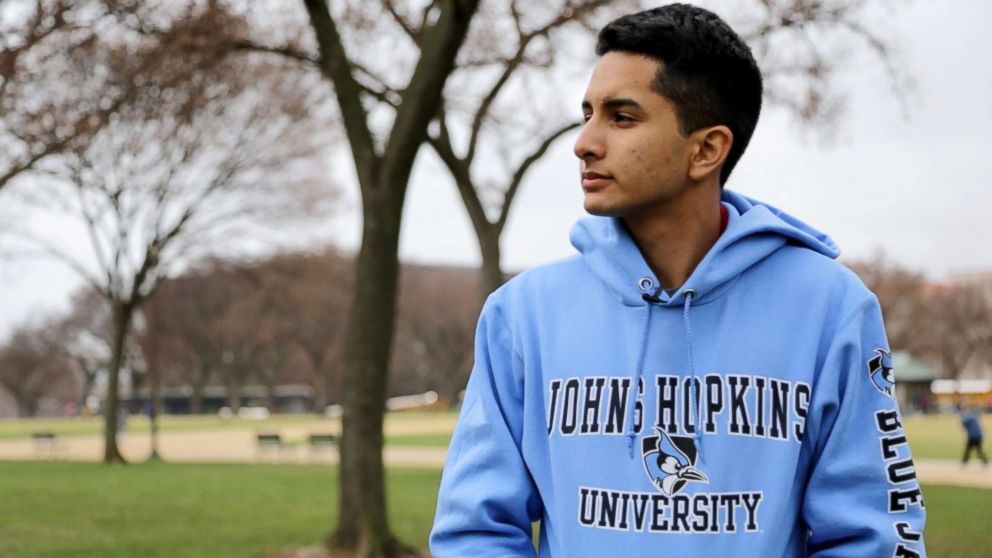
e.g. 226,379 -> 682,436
867,349 -> 895,398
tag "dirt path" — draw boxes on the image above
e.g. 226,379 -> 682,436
0,428 -> 448,467
3,430 -> 990,488
914,458 -> 992,488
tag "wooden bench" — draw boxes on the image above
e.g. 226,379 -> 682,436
255,433 -> 286,455
32,431 -> 57,443
308,433 -> 337,451
31,432 -> 63,459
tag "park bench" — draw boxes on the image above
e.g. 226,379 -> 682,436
31,432 -> 64,459
308,433 -> 337,451
255,433 -> 286,459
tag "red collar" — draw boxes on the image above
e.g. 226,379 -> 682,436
719,204 -> 729,234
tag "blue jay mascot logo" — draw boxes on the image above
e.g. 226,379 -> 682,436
641,428 -> 709,495
867,348 -> 895,398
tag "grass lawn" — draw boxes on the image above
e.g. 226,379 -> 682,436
0,461 -> 985,557
384,433 -> 452,447
902,413 -> 973,461
922,484 -> 992,557
0,461 -> 440,558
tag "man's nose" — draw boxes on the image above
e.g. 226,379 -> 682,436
573,121 -> 604,162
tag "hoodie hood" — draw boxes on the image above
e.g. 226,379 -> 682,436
570,189 -> 839,307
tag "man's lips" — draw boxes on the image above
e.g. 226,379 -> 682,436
582,172 -> 613,190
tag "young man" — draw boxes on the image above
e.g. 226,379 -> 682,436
431,4 -> 927,557
961,407 -> 988,465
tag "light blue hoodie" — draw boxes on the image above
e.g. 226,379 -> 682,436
430,190 -> 927,557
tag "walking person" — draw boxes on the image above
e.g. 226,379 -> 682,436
961,406 -> 988,466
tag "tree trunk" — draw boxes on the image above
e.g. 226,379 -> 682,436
191,383 -> 204,415
312,362 -> 329,413
191,364 -> 211,415
16,396 -> 38,418
102,300 -> 132,464
478,223 -> 505,297
148,379 -> 163,461
265,382 -> 276,411
228,380 -> 242,411
308,0 -> 480,551
79,372 -> 96,409
444,379 -> 463,411
329,196 -> 415,557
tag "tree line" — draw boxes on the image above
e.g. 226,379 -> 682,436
0,249 -> 480,418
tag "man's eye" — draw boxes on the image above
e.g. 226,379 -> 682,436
613,113 -> 634,123
582,114 -> 592,122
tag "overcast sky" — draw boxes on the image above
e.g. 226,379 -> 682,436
1,0 -> 990,341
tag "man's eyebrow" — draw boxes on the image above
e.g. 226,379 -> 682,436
581,97 -> 643,111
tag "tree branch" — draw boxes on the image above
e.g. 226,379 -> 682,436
381,0 -> 480,194
497,120 -> 579,232
73,174 -> 112,285
351,59 -> 402,107
465,0 -> 609,163
227,38 -> 320,66
418,1 -> 442,32
10,231 -> 107,297
303,0 -> 378,191
381,0 -> 421,44
426,111 -> 490,234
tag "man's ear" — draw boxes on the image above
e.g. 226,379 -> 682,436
688,125 -> 733,182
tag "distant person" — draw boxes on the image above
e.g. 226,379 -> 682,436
961,407 -> 988,466
116,406 -> 129,440
143,400 -> 156,420
430,4 -> 927,557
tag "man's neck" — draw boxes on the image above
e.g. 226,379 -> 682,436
623,185 -> 723,291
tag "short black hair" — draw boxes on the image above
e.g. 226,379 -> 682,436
596,4 -> 762,185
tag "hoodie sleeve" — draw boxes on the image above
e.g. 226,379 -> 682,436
802,295 -> 927,557
429,298 -> 541,557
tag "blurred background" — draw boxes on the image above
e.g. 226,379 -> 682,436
0,1 -> 989,557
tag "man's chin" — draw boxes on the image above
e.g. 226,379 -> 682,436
583,199 -> 625,218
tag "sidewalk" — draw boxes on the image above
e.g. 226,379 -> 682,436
0,428 -> 449,468
914,458 -> 992,488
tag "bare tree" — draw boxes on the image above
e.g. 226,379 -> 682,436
727,0 -> 911,127
424,0 -> 627,295
227,261 -> 302,410
394,265 -> 480,406
847,254 -> 929,354
251,250 -> 352,412
0,320 -> 74,417
56,289 -> 114,406
0,1 -> 215,193
849,262 -> 992,381
136,253 -> 350,416
145,262 -> 250,414
5,22 -> 333,462
228,1 -> 481,553
921,284 -> 992,380
1,1 -> 103,191
289,254 -> 351,413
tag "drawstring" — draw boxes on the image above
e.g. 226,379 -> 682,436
682,289 -> 704,463
626,299 -> 654,458
630,285 -> 702,463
